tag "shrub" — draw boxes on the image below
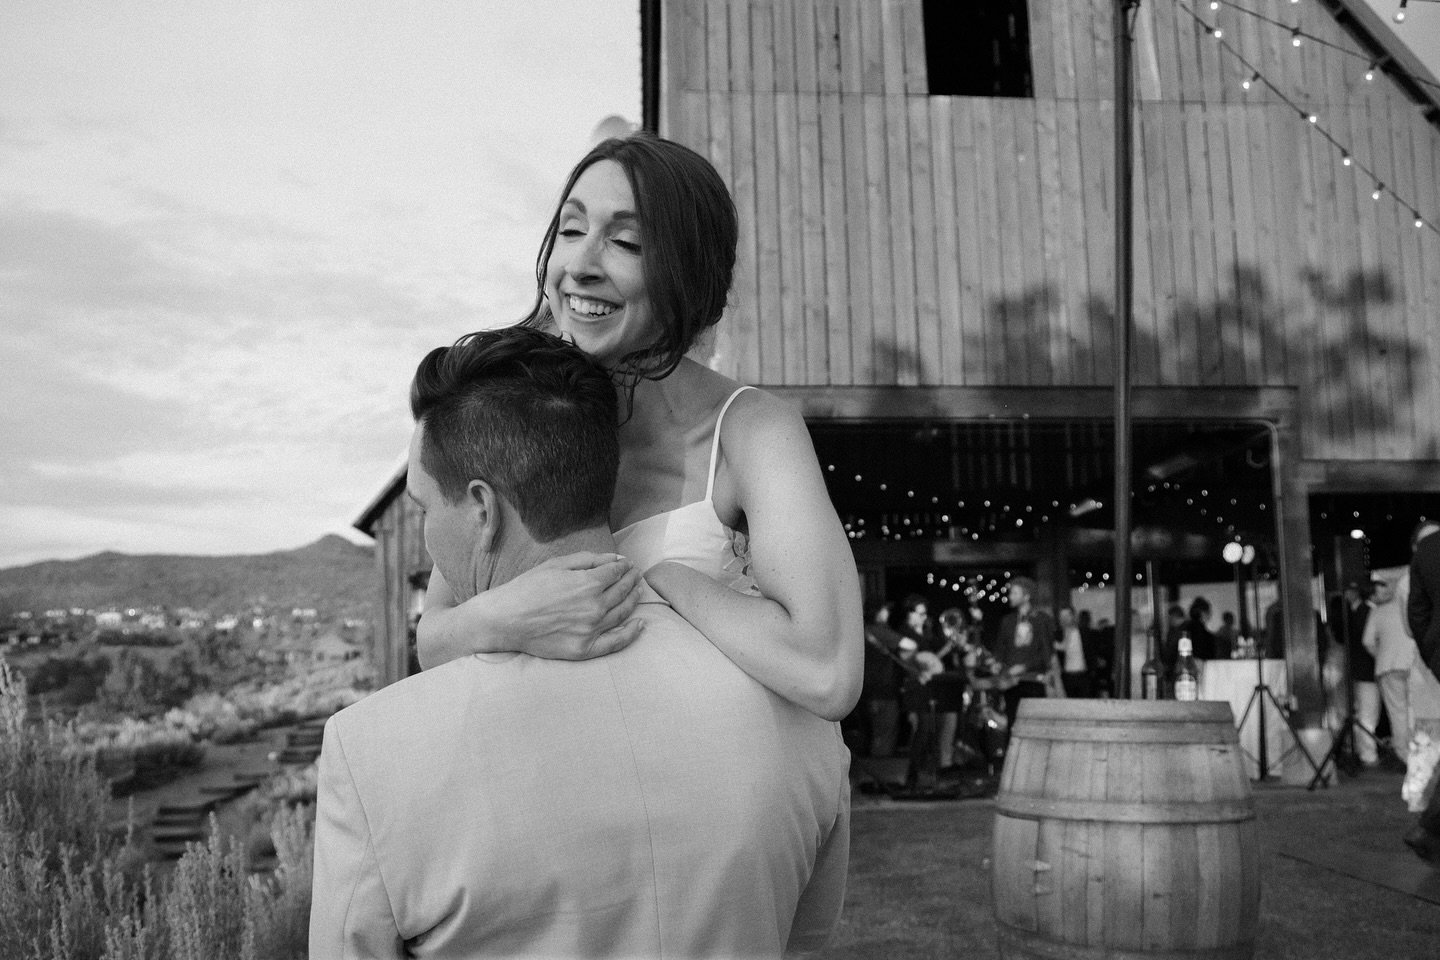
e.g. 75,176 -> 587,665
0,661 -> 145,960
0,661 -> 316,960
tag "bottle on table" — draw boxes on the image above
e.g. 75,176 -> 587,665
1141,638 -> 1162,701
1174,635 -> 1201,702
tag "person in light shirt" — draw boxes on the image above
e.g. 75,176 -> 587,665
309,328 -> 849,958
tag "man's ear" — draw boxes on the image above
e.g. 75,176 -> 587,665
467,479 -> 503,551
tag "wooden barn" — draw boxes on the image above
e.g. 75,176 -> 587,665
357,0 -> 1440,717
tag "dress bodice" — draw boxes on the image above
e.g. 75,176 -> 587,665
613,386 -> 761,598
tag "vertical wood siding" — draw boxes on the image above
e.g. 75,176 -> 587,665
663,0 -> 1440,461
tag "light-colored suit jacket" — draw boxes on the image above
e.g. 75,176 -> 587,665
309,602 -> 850,960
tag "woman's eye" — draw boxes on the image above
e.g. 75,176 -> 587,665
613,236 -> 641,252
558,227 -> 585,239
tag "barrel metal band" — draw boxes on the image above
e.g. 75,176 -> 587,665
996,926 -> 1257,960
1013,720 -> 1236,744
995,795 -> 1256,824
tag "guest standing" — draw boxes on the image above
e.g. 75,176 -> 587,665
1057,606 -> 1091,698
1404,521 -> 1440,862
992,577 -> 1058,727
861,599 -> 905,757
1363,573 -> 1417,763
1334,581 -> 1380,766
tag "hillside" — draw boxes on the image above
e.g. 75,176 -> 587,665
0,535 -> 376,620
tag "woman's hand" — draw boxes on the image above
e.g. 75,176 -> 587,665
416,553 -> 646,669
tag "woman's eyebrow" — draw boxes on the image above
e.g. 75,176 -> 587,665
561,198 -> 638,222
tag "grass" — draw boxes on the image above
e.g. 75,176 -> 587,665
823,776 -> 1440,960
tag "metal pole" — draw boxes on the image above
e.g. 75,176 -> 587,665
1113,0 -> 1139,696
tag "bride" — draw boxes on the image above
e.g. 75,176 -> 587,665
417,133 -> 861,720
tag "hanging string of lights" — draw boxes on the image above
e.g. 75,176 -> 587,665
1391,0 -> 1440,26
1175,0 -> 1440,237
1197,0 -> 1440,95
822,462 -> 1269,543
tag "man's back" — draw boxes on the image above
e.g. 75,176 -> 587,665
309,603 -> 850,960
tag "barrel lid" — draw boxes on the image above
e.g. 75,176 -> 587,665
1015,698 -> 1235,725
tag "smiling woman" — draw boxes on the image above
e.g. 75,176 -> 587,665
414,133 -> 864,722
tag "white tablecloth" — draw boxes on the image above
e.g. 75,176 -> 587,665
1198,659 -> 1290,779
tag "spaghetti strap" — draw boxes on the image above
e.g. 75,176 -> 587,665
704,386 -> 756,502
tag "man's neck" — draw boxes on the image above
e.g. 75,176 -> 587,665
483,526 -> 619,593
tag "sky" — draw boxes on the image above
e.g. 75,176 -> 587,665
1,1 -> 1437,570
0,0 -> 641,567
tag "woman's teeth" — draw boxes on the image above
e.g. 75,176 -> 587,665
566,295 -> 619,318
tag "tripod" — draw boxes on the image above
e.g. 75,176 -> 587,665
1309,596 -> 1380,790
1234,655 -> 1320,782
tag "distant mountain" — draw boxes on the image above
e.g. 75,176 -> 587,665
0,535 -> 376,620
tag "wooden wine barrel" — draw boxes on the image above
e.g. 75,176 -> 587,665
991,699 -> 1259,959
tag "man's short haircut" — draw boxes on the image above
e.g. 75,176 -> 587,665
409,327 -> 618,542
1010,576 -> 1038,599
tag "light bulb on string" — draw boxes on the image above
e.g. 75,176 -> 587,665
1209,0 -> 1219,8
1242,72 -> 1259,90
1416,212 -> 1426,229
1365,62 -> 1377,81
1291,27 -> 1303,47
1212,26 -> 1224,39
1373,183 -> 1385,200
1306,112 -> 1318,124
1342,153 -> 1352,166
1396,0 -> 1408,24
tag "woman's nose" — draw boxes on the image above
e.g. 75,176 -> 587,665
567,233 -> 604,281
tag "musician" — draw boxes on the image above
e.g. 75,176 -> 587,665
992,577 -> 1059,727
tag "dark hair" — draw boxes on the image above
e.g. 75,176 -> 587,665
1009,576 -> 1038,599
1188,596 -> 1212,619
901,593 -> 930,617
523,132 -> 738,381
409,327 -> 619,542
863,598 -> 893,622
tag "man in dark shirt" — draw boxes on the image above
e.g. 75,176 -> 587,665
1404,521 -> 1440,862
992,577 -> 1057,728
862,599 -> 906,757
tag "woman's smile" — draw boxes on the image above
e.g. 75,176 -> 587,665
544,159 -> 656,364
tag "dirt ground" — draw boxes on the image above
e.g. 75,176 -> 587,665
826,768 -> 1440,959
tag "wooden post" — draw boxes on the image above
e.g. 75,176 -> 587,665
1113,0 -> 1140,697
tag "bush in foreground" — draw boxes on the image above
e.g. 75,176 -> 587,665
0,661 -> 313,960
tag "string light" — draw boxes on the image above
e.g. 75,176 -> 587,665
1365,62 -> 1376,82
1212,26 -> 1224,39
1395,0 -> 1407,23
1179,3 -> 1440,238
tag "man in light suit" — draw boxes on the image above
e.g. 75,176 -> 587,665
309,327 -> 850,959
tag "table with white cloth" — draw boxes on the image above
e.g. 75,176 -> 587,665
1198,659 -> 1291,779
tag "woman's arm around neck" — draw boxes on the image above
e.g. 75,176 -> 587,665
644,389 -> 863,721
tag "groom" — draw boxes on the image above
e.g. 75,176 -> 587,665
309,327 -> 849,959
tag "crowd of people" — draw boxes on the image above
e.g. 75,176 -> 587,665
853,577 -> 1118,793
